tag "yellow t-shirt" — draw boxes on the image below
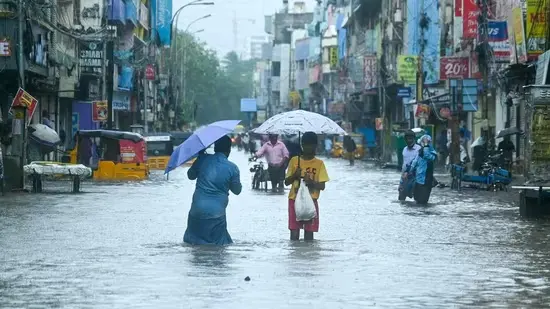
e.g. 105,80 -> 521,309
286,156 -> 329,200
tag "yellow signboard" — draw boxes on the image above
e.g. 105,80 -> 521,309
397,55 -> 418,84
511,7 -> 528,63
329,47 -> 338,69
526,0 -> 548,56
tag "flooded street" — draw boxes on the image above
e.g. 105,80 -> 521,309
2,151 -> 550,308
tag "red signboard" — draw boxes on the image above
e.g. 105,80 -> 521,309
440,57 -> 470,80
92,100 -> 108,122
9,87 -> 38,125
145,64 -> 155,80
455,0 -> 462,17
463,0 -> 479,39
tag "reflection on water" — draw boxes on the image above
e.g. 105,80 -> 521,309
1,152 -> 550,308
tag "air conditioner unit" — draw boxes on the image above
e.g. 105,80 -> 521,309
394,8 -> 403,23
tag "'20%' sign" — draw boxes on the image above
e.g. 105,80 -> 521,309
440,57 -> 470,80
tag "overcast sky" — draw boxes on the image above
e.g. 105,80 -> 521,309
172,0 -> 316,58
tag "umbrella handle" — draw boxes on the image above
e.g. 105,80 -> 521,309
297,132 -> 301,168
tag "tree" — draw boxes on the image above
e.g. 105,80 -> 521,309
166,34 -> 257,127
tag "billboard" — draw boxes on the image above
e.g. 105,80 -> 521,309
240,98 -> 257,112
407,0 -> 440,84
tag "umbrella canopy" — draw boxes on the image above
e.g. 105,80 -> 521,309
29,124 -> 61,148
253,110 -> 346,135
496,127 -> 522,138
165,120 -> 241,174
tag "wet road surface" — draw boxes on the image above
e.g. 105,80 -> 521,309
2,151 -> 550,308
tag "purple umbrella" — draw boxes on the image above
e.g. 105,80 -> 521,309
165,120 -> 241,174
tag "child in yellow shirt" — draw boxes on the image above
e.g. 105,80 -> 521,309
285,131 -> 329,240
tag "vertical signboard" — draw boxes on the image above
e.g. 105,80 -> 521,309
526,0 -> 549,58
79,41 -> 103,75
92,100 -> 108,121
509,7 -> 528,63
397,55 -> 418,84
485,20 -> 511,62
463,0 -> 479,39
363,56 -> 378,92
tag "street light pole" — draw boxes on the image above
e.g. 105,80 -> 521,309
169,0 -> 213,128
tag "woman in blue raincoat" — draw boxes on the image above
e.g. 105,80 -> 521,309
404,134 -> 437,204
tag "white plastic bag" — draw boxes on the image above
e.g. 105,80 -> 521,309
295,180 -> 317,221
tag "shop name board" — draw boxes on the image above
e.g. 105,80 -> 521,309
80,42 -> 103,74
0,39 -> 11,56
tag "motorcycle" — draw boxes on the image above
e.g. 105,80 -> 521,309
248,156 -> 269,191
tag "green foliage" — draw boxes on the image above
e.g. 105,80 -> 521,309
167,32 -> 257,126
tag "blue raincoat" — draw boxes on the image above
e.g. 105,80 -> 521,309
400,135 -> 437,203
408,144 -> 437,185
184,152 -> 242,245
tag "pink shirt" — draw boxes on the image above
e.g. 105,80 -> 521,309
256,141 -> 289,166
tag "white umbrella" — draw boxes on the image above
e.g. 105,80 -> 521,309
29,124 -> 60,147
253,110 -> 346,135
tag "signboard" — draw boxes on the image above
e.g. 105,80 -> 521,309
92,100 -> 108,121
329,47 -> 338,70
440,57 -> 469,80
9,87 -> 38,125
397,87 -> 412,97
484,20 -> 511,62
79,41 -> 103,74
145,64 -> 155,80
450,79 -> 479,112
375,118 -> 383,131
71,112 -> 79,138
240,98 -> 257,112
415,104 -> 430,119
536,49 -> 550,84
509,8 -> 528,63
397,55 -> 418,84
0,39 -> 11,56
526,0 -> 548,58
463,0 -> 479,39
155,0 -> 172,46
363,56 -> 378,91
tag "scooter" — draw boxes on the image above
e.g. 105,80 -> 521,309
248,156 -> 269,191
451,152 -> 512,191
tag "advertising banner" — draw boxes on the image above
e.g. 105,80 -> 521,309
485,20 -> 511,62
9,87 -> 38,125
397,55 -> 418,84
526,0 -> 548,58
151,0 -> 172,46
92,100 -> 108,121
363,56 -> 378,91
509,7 -> 528,63
79,41 -> 103,75
463,0 -> 479,39
440,57 -> 470,80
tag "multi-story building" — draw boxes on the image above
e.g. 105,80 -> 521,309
246,35 -> 270,60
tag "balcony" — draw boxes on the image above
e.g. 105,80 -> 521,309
108,0 -> 126,25
125,0 -> 138,26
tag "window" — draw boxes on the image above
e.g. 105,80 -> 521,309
272,61 -> 281,76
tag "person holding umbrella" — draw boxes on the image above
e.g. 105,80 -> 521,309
184,135 -> 242,245
164,120 -> 244,245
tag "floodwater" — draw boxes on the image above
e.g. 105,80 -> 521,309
1,151 -> 550,308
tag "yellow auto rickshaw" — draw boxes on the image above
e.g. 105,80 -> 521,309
69,130 -> 149,181
331,133 -> 366,159
144,133 -> 173,171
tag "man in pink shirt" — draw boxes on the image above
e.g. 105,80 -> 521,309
256,134 -> 289,193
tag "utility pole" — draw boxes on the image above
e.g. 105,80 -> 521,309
16,0 -> 26,189
478,0 -> 490,140
416,0 -> 425,107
